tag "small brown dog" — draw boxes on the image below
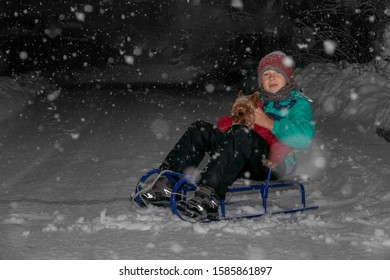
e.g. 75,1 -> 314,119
231,91 -> 260,128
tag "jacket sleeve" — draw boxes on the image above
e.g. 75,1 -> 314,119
253,124 -> 292,163
272,98 -> 315,150
253,124 -> 276,146
269,141 -> 293,163
217,115 -> 233,132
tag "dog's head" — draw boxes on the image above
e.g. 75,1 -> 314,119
231,91 -> 260,128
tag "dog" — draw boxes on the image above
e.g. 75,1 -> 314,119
230,91 -> 260,129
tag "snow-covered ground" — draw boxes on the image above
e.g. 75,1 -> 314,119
0,63 -> 390,260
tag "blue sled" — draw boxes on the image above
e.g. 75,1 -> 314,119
132,168 -> 318,222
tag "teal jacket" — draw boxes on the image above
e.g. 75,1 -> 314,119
261,90 -> 315,165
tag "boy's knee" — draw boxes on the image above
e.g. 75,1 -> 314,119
190,120 -> 206,127
229,124 -> 252,137
190,120 -> 214,131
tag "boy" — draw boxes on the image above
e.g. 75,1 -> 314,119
139,51 -> 315,221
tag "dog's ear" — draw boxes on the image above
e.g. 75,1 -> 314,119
237,90 -> 244,97
250,92 -> 260,106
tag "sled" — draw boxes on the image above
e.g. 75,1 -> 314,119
131,167 -> 318,222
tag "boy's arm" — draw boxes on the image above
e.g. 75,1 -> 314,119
269,141 -> 293,163
253,124 -> 292,164
272,99 -> 315,150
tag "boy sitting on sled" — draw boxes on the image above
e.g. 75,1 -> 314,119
136,51 -> 316,221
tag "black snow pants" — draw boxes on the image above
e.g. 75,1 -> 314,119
159,120 -> 271,199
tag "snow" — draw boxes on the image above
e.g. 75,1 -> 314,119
0,62 -> 390,261
323,40 -> 337,55
296,63 -> 390,132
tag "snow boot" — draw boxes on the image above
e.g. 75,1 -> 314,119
138,177 -> 176,207
176,185 -> 220,221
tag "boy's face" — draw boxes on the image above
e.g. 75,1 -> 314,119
261,70 -> 288,93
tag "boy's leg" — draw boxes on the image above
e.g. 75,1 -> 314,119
159,120 -> 222,173
199,125 -> 270,199
239,132 -> 279,181
176,125 -> 270,220
137,120 -> 222,207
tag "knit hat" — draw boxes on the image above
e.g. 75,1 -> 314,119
257,51 -> 294,84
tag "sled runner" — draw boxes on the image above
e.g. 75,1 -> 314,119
131,167 -> 318,222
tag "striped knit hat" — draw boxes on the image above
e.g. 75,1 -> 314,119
257,51 -> 295,84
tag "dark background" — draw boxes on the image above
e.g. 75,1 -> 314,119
1,0 -> 389,88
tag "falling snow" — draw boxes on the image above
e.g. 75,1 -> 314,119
1,1 -> 390,262
323,40 -> 337,55
231,0 -> 244,10
1,61 -> 390,260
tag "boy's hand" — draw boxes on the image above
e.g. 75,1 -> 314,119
254,108 -> 274,131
